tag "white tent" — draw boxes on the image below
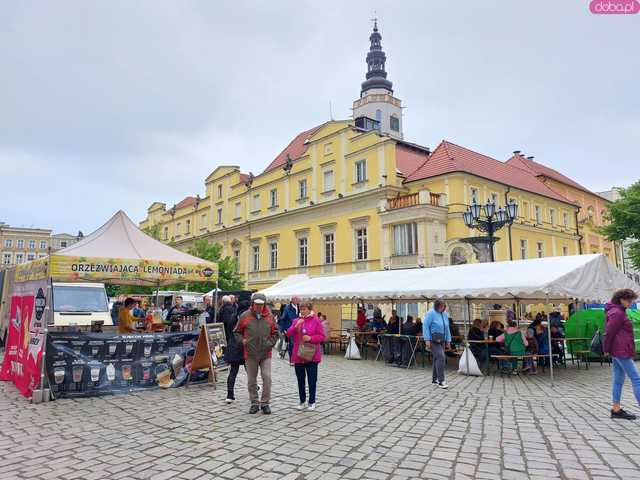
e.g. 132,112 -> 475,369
261,254 -> 638,303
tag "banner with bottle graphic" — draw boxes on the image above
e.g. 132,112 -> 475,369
45,330 -> 215,398
0,278 -> 49,397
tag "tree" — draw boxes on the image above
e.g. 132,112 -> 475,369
187,239 -> 244,292
600,181 -> 640,270
142,224 -> 162,241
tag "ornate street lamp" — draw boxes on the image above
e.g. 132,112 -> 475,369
463,199 -> 518,262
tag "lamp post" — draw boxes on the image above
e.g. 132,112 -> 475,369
463,199 -> 518,262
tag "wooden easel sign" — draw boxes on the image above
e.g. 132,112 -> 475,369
186,323 -> 227,388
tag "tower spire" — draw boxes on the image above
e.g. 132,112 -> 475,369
361,19 -> 393,96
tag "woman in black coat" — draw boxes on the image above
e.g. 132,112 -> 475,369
217,297 -> 244,403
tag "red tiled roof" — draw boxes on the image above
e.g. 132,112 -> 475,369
506,154 -> 590,193
262,125 -> 324,173
175,196 -> 197,209
239,173 -> 250,184
403,141 -> 576,205
395,144 -> 430,177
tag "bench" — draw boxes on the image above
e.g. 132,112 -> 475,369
574,350 -> 610,369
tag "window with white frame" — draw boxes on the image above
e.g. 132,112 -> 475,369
15,253 -> 24,264
163,227 -> 168,240
252,194 -> 260,211
355,160 -> 367,183
27,253 -> 35,261
270,188 -> 278,207
562,246 -> 568,256
40,240 -> 47,249
16,239 -> 24,249
201,213 -> 207,229
324,143 -> 333,155
235,202 -> 242,219
61,240 -> 68,248
537,241 -> 544,258
28,240 -> 36,249
298,238 -> 308,267
4,239 -> 11,248
535,205 -> 542,224
323,170 -> 334,192
216,209 -> 223,225
393,223 -> 418,256
3,253 -> 11,265
233,249 -> 240,272
298,179 -> 308,199
490,193 -> 498,204
549,209 -> 555,226
563,212 -> 569,228
217,184 -> 223,198
324,233 -> 335,264
520,239 -> 528,259
356,227 -> 368,261
176,222 -> 181,234
470,188 -> 479,204
252,246 -> 260,272
522,201 -> 529,219
186,219 -> 191,233
269,242 -> 278,270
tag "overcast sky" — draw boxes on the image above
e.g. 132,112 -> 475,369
1,1 -> 638,234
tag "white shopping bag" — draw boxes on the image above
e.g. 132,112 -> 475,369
344,334 -> 361,360
458,347 -> 483,376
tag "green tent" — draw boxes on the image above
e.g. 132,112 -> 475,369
565,309 -> 640,357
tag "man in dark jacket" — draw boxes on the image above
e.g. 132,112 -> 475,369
217,296 -> 242,403
235,293 -> 278,414
278,297 -> 299,361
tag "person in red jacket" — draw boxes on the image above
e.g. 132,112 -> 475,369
234,293 -> 278,415
605,288 -> 640,420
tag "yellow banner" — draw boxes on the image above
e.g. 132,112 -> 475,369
48,255 -> 218,284
15,258 -> 49,283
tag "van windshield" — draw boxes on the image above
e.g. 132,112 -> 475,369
53,286 -> 109,313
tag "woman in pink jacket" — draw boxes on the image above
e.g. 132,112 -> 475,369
286,302 -> 325,411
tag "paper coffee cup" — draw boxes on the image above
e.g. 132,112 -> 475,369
54,369 -> 65,384
90,367 -> 100,382
72,366 -> 83,383
106,363 -> 116,381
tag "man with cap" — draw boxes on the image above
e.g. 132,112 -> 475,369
235,293 -> 278,414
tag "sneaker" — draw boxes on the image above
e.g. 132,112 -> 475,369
431,380 -> 439,386
261,404 -> 272,415
249,404 -> 259,414
438,382 -> 449,389
225,397 -> 235,404
307,403 -> 316,411
296,402 -> 306,410
611,408 -> 636,420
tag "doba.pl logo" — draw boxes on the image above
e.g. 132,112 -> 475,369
590,0 -> 640,14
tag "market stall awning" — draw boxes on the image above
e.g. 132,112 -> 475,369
17,211 -> 217,285
261,254 -> 638,303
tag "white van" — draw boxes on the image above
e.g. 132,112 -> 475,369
52,282 -> 112,326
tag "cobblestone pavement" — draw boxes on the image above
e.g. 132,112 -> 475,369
2,354 -> 640,480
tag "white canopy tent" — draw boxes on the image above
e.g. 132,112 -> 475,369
261,254 -> 638,382
261,254 -> 638,303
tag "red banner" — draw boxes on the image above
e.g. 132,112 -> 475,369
0,280 -> 47,397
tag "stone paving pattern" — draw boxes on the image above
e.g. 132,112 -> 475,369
1,354 -> 640,480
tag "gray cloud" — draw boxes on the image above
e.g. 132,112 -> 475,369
0,1 -> 637,233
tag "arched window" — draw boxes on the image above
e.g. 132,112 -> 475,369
390,114 -> 400,132
450,247 -> 467,265
375,109 -> 382,123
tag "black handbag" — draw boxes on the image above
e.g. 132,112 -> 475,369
590,329 -> 604,355
431,313 -> 446,345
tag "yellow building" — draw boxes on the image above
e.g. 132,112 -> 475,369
140,22 -> 620,292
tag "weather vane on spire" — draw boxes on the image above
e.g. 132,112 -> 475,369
370,13 -> 378,30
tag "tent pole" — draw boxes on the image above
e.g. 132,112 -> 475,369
546,294 -> 554,386
465,296 -> 471,376
154,282 -> 160,309
213,279 -> 219,324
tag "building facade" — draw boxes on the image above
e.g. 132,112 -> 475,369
140,23 -> 619,291
0,224 -> 52,268
51,233 -> 80,252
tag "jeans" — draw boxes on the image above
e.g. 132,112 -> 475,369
431,342 -> 445,384
294,362 -> 318,404
246,357 -> 272,406
612,357 -> 640,404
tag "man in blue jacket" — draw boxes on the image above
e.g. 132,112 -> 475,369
423,299 -> 452,389
278,297 -> 299,362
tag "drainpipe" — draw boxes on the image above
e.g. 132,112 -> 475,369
504,187 -> 513,260
575,208 -> 583,254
